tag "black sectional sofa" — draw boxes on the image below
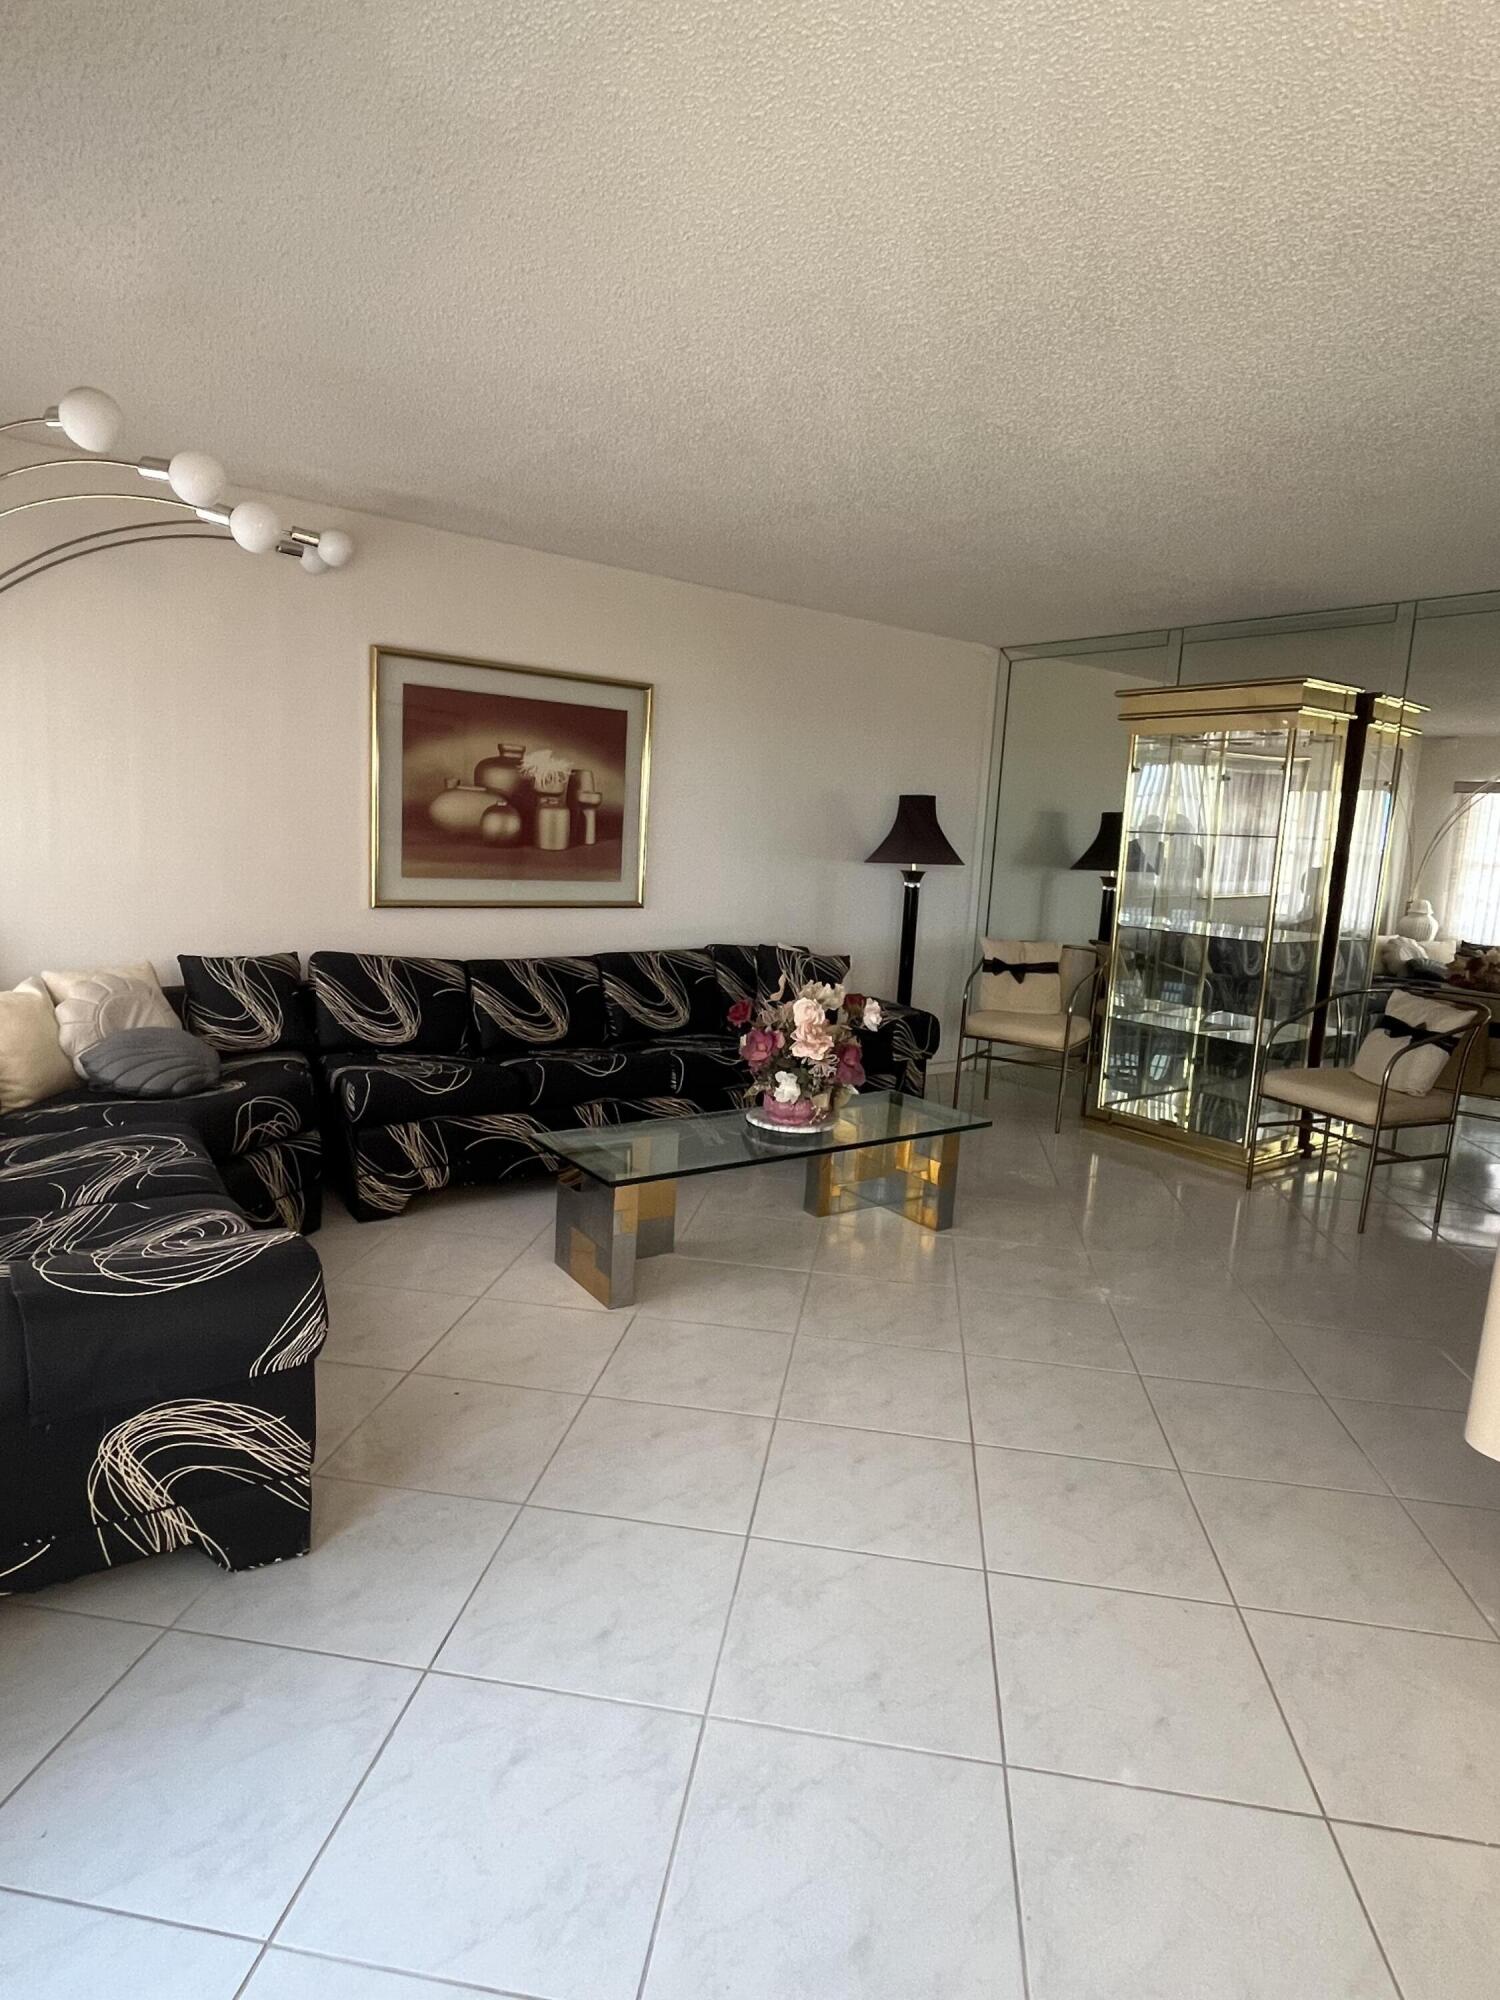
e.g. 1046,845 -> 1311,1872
0,1121 -> 329,1595
305,943 -> 939,1220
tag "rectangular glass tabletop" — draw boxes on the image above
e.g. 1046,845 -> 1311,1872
543,1089 -> 992,1187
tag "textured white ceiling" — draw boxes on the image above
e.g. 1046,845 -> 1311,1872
4,0 -> 1499,645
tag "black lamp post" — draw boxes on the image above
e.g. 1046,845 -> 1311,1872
1070,810 -> 1126,941
865,794 -> 963,1006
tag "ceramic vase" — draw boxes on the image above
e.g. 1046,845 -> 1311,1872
428,780 -> 496,835
474,742 -> 526,796
479,800 -> 523,844
1401,899 -> 1440,945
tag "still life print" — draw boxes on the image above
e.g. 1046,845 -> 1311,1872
371,646 -> 652,908
735,978 -> 882,1130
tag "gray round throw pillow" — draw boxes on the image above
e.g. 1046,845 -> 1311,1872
79,1026 -> 222,1098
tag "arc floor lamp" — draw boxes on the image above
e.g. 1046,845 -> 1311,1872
865,794 -> 963,1006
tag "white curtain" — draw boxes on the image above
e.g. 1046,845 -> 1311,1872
1444,784 -> 1500,942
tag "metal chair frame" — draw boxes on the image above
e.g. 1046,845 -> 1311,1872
950,959 -> 1102,1132
1244,985 -> 1487,1233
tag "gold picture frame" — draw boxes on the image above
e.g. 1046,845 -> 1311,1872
369,644 -> 653,908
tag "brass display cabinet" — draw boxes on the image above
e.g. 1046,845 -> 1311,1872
1088,678 -> 1419,1171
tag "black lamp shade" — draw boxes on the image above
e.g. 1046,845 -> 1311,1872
865,795 -> 963,869
1070,811 -> 1123,875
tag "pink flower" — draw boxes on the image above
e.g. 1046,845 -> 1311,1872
741,1026 -> 783,1070
791,995 -> 826,1036
836,1042 -> 865,1086
791,1022 -> 834,1062
726,999 -> 753,1027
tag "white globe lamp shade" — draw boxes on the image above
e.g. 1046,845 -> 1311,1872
317,527 -> 354,569
299,547 -> 329,575
167,450 -> 225,507
57,386 -> 123,453
228,500 -> 281,554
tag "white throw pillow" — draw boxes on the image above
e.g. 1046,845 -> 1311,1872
978,939 -> 1063,1015
0,982 -> 76,1111
41,965 -> 178,1076
1351,989 -> 1474,1095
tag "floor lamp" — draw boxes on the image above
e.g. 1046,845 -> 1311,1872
865,795 -> 963,1006
1070,810 -> 1125,942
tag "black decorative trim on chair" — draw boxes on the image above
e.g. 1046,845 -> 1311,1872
178,953 -> 312,1053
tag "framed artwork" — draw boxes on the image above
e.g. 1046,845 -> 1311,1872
370,645 -> 652,908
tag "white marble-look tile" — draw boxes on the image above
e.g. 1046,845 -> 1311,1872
348,1227 -> 534,1297
1238,1266 -> 1413,1337
318,1373 -> 582,1502
959,1292 -> 1134,1370
415,1295 -> 628,1392
966,1355 -> 1172,1466
244,1952 -> 496,1999
1327,1399 -> 1500,1507
643,1720 -> 1024,2000
407,1180 -> 555,1239
990,1574 -> 1313,1808
953,1233 -> 1097,1293
675,1194 -> 826,1270
797,1270 -> 963,1350
1248,1609 -> 1500,1842
0,1631 -> 413,1935
321,1281 -> 468,1370
813,1205 -> 957,1285
281,1675 -> 697,2000
630,1254 -> 809,1331
0,1889 -> 257,1999
1188,1475 -> 1493,1637
178,1477 -> 517,1665
1009,1769 -> 1395,1999
313,1360 -> 404,1465
1335,1823 -> 1500,2000
24,1549 -> 216,1627
976,1448 -> 1227,1599
0,1606 -> 159,1799
1147,1379 -> 1386,1491
437,1506 -> 742,1708
530,1396 -> 772,1531
594,1313 -> 793,1415
1115,1310 -> 1312,1393
1404,1501 -> 1500,1631
483,1231 -> 611,1311
778,1334 -> 971,1440
1275,1324 -> 1471,1409
752,1419 -> 983,1566
713,1539 -> 1000,1759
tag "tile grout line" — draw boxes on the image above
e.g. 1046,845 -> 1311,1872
629,1247 -> 813,2000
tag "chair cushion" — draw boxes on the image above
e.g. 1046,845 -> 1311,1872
979,940 -> 1063,1015
754,944 -> 851,1004
324,1053 -> 535,1129
309,952 -> 469,1054
1261,1067 -> 1454,1127
467,956 -> 610,1056
178,951 -> 312,1053
965,1009 -> 1089,1052
597,950 -> 725,1041
1350,988 -> 1478,1095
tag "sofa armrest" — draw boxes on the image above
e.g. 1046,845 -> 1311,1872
856,997 -> 940,1096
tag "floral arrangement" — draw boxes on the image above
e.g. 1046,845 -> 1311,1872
728,979 -> 882,1126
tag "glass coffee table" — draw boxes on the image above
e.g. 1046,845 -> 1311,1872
544,1090 -> 992,1307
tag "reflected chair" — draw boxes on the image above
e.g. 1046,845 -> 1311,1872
951,941 -> 1101,1131
1245,986 -> 1487,1232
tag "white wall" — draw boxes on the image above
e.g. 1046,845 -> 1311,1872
986,651 -> 1170,947
0,489 -> 998,1039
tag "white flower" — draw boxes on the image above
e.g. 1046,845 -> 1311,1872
862,999 -> 883,1031
804,981 -> 843,1009
772,1071 -> 802,1105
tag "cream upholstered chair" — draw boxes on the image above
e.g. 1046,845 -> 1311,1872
951,939 -> 1100,1131
1246,985 -> 1487,1232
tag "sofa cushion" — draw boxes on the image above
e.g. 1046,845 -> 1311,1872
655,1035 -> 749,1108
513,1046 -> 680,1113
0,984 -> 75,1113
178,952 -> 312,1053
0,1052 -> 316,1163
44,967 -> 180,1075
309,952 -> 469,1055
755,943 -> 852,1003
324,1053 -> 536,1129
598,949 -> 725,1041
80,1027 -> 223,1098
0,1124 -> 224,1218
709,943 -> 759,1010
467,955 -> 610,1056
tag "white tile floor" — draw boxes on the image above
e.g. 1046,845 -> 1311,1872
4,1075 -> 1500,1998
